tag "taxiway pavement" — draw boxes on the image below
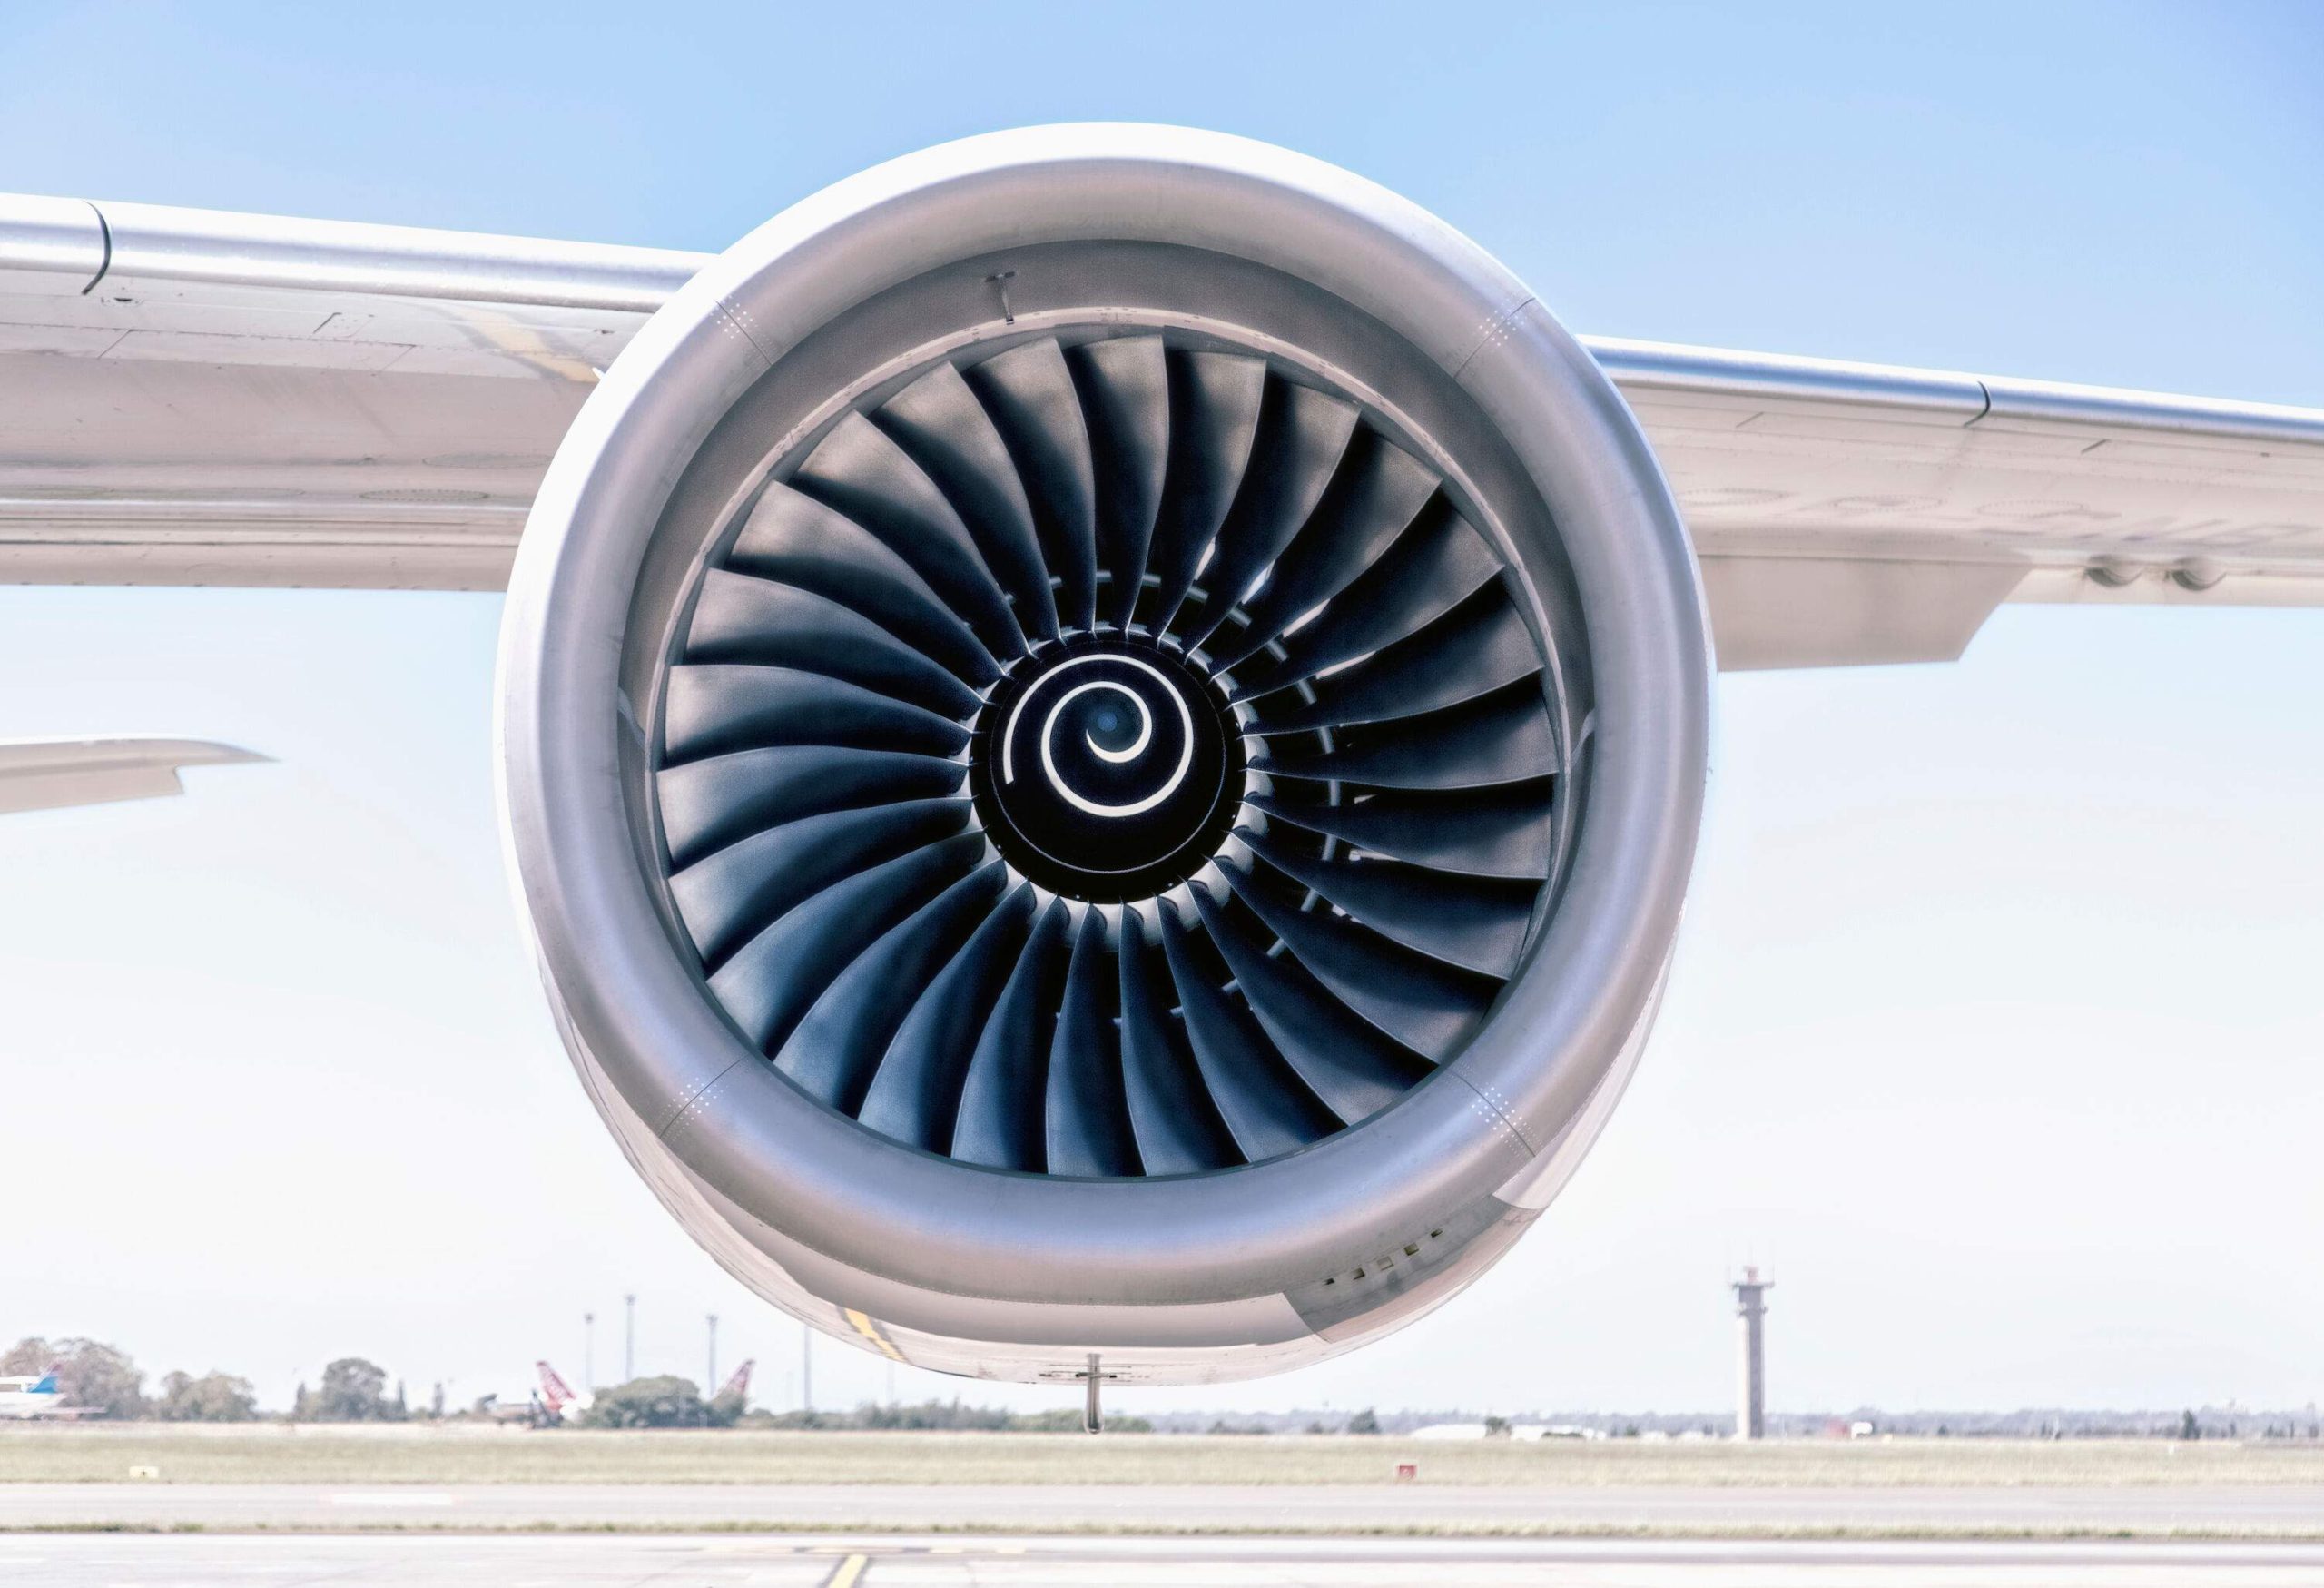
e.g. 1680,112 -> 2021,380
2,1479 -> 2320,1536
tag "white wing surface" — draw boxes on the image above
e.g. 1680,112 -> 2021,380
1600,340 -> 2324,666
0,737 -> 265,815
4,194 -> 2319,666
0,194 -> 693,590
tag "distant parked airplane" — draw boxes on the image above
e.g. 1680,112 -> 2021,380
536,1360 -> 586,1423
475,1361 -> 591,1427
0,1366 -> 86,1419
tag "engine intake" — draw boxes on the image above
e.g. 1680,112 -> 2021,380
499,125 -> 1708,1383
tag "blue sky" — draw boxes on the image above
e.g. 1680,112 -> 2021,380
2,2 -> 2319,1417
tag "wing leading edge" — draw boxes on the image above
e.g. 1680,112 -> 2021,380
0,194 -> 695,591
3,193 -> 2319,666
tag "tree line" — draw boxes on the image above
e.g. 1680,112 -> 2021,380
4,1337 -> 254,1422
1,1337 -> 409,1423
0,1336 -> 1164,1430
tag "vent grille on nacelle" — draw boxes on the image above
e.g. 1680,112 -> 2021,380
652,330 -> 1564,1179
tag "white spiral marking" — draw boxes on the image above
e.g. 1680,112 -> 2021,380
1066,682 -> 1153,765
1002,655 -> 1196,820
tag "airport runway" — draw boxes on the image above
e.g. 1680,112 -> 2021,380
3,1480 -> 2321,1537
5,1533 -> 2324,1584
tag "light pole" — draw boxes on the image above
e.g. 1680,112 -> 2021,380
706,1314 -> 718,1393
1732,1267 -> 1772,1441
624,1293 -> 636,1385
802,1321 -> 813,1415
583,1312 -> 595,1392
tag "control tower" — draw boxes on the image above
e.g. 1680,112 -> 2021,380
1732,1267 -> 1772,1440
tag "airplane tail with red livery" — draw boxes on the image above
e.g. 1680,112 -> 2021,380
536,1361 -> 579,1417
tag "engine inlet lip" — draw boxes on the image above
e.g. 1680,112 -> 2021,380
500,124 -> 1709,1306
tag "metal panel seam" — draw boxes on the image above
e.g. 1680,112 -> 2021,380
654,1054 -> 748,1138
1447,1067 -> 1539,1156
1452,295 -> 1538,382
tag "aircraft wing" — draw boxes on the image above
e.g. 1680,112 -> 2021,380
1599,340 -> 2324,666
5,192 -> 2319,667
0,736 -> 266,815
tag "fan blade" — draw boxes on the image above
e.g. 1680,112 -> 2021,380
1230,507 -> 1502,695
1190,883 -> 1425,1122
1250,784 -> 1554,881
1139,350 -> 1266,630
793,410 -> 1026,659
1217,863 -> 1492,1063
1238,825 -> 1534,979
663,665 -> 969,764
965,339 -> 1098,634
1045,906 -> 1139,1176
1211,432 -> 1440,666
855,884 -> 1039,1151
684,570 -> 980,721
669,796 -> 971,968
1179,381 -> 1358,651
1246,592 -> 1541,735
1116,905 -> 1239,1174
773,862 -> 1009,1115
1072,337 -> 1170,632
704,830 -> 986,1050
1155,903 -> 1333,1161
951,900 -> 1072,1171
656,745 -> 965,870
877,361 -> 1060,644
726,483 -> 998,688
1256,686 -> 1558,792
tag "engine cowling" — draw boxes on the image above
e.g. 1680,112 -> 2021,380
498,125 -> 1708,1386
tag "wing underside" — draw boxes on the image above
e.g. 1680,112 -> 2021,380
4,193 -> 2319,667
0,737 -> 265,815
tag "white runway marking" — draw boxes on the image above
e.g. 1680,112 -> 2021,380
4,1534 -> 2324,1586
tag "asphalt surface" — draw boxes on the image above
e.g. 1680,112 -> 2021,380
5,1533 -> 2324,1584
3,1480 -> 2321,1536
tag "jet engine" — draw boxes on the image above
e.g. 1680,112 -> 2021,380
498,125 -> 1709,1385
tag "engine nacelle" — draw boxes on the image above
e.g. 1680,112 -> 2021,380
498,125 -> 1708,1385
